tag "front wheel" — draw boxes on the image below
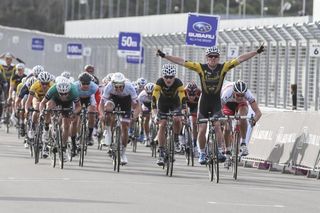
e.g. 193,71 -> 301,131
232,132 -> 240,180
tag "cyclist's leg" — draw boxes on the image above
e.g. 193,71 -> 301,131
237,103 -> 249,156
87,96 -> 97,143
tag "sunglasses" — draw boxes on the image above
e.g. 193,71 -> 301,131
59,92 -> 69,96
114,85 -> 124,89
81,82 -> 90,86
235,93 -> 245,97
207,55 -> 219,59
164,76 -> 174,79
41,82 -> 50,86
147,92 -> 152,95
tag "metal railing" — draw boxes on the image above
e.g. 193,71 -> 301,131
0,21 -> 320,111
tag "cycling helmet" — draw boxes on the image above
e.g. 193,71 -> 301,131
144,83 -> 155,93
106,73 -> 114,82
84,64 -> 94,72
233,80 -> 248,94
38,71 -> 51,83
161,64 -> 176,77
205,46 -> 221,56
78,72 -> 93,84
111,72 -> 126,85
61,71 -> 71,79
26,76 -> 37,88
137,78 -> 147,87
186,82 -> 198,92
32,65 -> 44,77
56,77 -> 71,93
4,52 -> 13,59
16,63 -> 25,70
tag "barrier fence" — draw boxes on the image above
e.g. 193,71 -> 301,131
0,22 -> 320,111
245,110 -> 320,177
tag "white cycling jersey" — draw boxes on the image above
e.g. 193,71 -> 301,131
221,82 -> 256,105
138,90 -> 152,105
102,81 -> 137,101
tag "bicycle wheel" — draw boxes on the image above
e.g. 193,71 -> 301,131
56,124 -> 64,169
28,138 -> 34,158
132,121 -> 138,152
6,111 -> 10,133
79,123 -> 86,167
232,131 -> 240,180
150,122 -> 157,158
184,126 -> 194,166
164,130 -> 174,176
212,136 -> 219,183
34,125 -> 43,164
115,126 -> 121,172
169,132 -> 175,177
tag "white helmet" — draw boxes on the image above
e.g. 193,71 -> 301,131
162,64 -> 176,77
106,73 -> 114,82
4,52 -> 13,59
16,63 -> 25,70
32,65 -> 44,77
61,71 -> 71,79
56,76 -> 71,93
144,83 -> 155,93
233,80 -> 248,94
111,72 -> 126,85
38,71 -> 51,83
137,78 -> 147,87
26,76 -> 37,88
205,46 -> 221,55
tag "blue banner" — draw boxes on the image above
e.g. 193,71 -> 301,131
118,32 -> 141,52
126,47 -> 144,64
31,38 -> 44,51
186,13 -> 220,47
67,43 -> 82,58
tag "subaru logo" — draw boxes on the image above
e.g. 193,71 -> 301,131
193,22 -> 212,33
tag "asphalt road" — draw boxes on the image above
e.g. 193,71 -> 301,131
1,128 -> 319,213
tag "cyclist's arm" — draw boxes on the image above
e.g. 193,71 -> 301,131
177,85 -> 186,109
25,93 -> 34,112
237,51 -> 259,63
73,100 -> 81,114
250,101 -> 262,123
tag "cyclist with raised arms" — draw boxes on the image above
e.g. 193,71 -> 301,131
99,72 -> 138,165
152,64 -> 186,166
221,80 -> 262,157
157,44 -> 264,164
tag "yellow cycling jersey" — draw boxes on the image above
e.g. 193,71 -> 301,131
152,78 -> 185,109
183,59 -> 240,95
16,82 -> 24,97
29,80 -> 54,101
0,64 -> 16,82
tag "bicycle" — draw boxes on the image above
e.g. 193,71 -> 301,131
77,106 -> 96,167
182,113 -> 194,166
16,108 -> 25,139
48,107 -> 72,169
25,108 -> 38,157
150,117 -> 158,158
106,106 -> 126,172
159,111 -> 183,177
198,114 -> 227,183
224,114 -> 254,180
34,110 -> 47,164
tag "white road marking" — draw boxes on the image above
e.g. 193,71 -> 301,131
208,201 -> 285,208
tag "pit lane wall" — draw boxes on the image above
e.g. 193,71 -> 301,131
245,110 -> 320,171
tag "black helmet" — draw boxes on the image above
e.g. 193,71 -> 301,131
233,80 -> 248,94
78,72 -> 93,84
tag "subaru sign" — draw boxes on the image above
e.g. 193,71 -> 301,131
118,32 -> 141,57
32,38 -> 44,51
67,43 -> 82,58
186,13 -> 220,48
